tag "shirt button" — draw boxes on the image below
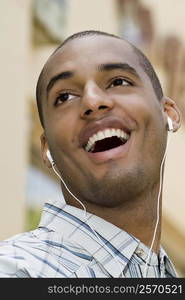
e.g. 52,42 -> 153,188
136,248 -> 145,257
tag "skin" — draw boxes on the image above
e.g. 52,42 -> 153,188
40,35 -> 181,253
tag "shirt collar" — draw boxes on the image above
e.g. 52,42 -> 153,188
38,199 -> 176,278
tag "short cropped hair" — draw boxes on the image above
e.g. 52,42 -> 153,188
36,30 -> 163,127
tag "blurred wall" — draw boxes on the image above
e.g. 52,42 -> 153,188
66,0 -> 118,36
141,0 -> 185,44
140,0 -> 185,237
0,0 -> 32,239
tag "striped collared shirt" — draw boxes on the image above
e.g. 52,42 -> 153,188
0,199 -> 177,278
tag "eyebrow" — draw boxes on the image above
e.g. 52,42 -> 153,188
98,63 -> 140,78
46,71 -> 74,96
46,63 -> 140,97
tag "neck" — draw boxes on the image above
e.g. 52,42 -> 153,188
63,183 -> 162,254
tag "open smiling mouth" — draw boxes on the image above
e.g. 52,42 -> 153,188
84,128 -> 130,153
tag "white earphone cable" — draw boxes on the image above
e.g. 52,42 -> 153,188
52,165 -> 87,217
51,164 -> 124,277
143,131 -> 171,277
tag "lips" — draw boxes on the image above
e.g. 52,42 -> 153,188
79,116 -> 132,154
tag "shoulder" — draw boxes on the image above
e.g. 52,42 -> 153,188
0,230 -> 44,277
0,228 -> 92,277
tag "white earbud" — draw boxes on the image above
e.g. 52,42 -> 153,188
167,116 -> 173,132
46,150 -> 55,166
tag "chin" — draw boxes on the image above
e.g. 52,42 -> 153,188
81,167 -> 148,208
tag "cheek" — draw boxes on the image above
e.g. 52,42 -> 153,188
116,93 -> 165,155
116,92 -> 155,126
46,108 -> 80,148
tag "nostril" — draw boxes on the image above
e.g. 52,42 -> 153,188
85,109 -> 93,115
99,105 -> 108,110
84,105 -> 108,116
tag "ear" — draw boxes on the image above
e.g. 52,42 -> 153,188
40,133 -> 52,168
163,97 -> 181,132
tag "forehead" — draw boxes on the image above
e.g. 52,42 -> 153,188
43,36 -> 141,82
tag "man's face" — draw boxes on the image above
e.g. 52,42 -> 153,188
41,36 -> 167,207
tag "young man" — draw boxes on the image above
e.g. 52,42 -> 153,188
0,30 -> 181,278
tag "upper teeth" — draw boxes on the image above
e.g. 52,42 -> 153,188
85,128 -> 130,152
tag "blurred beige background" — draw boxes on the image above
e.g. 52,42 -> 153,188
0,0 -> 185,276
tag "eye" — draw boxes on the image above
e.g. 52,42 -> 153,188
108,78 -> 132,88
54,92 -> 76,106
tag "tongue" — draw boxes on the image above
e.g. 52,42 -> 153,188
92,136 -> 124,153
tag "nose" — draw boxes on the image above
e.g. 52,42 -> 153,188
80,81 -> 114,119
